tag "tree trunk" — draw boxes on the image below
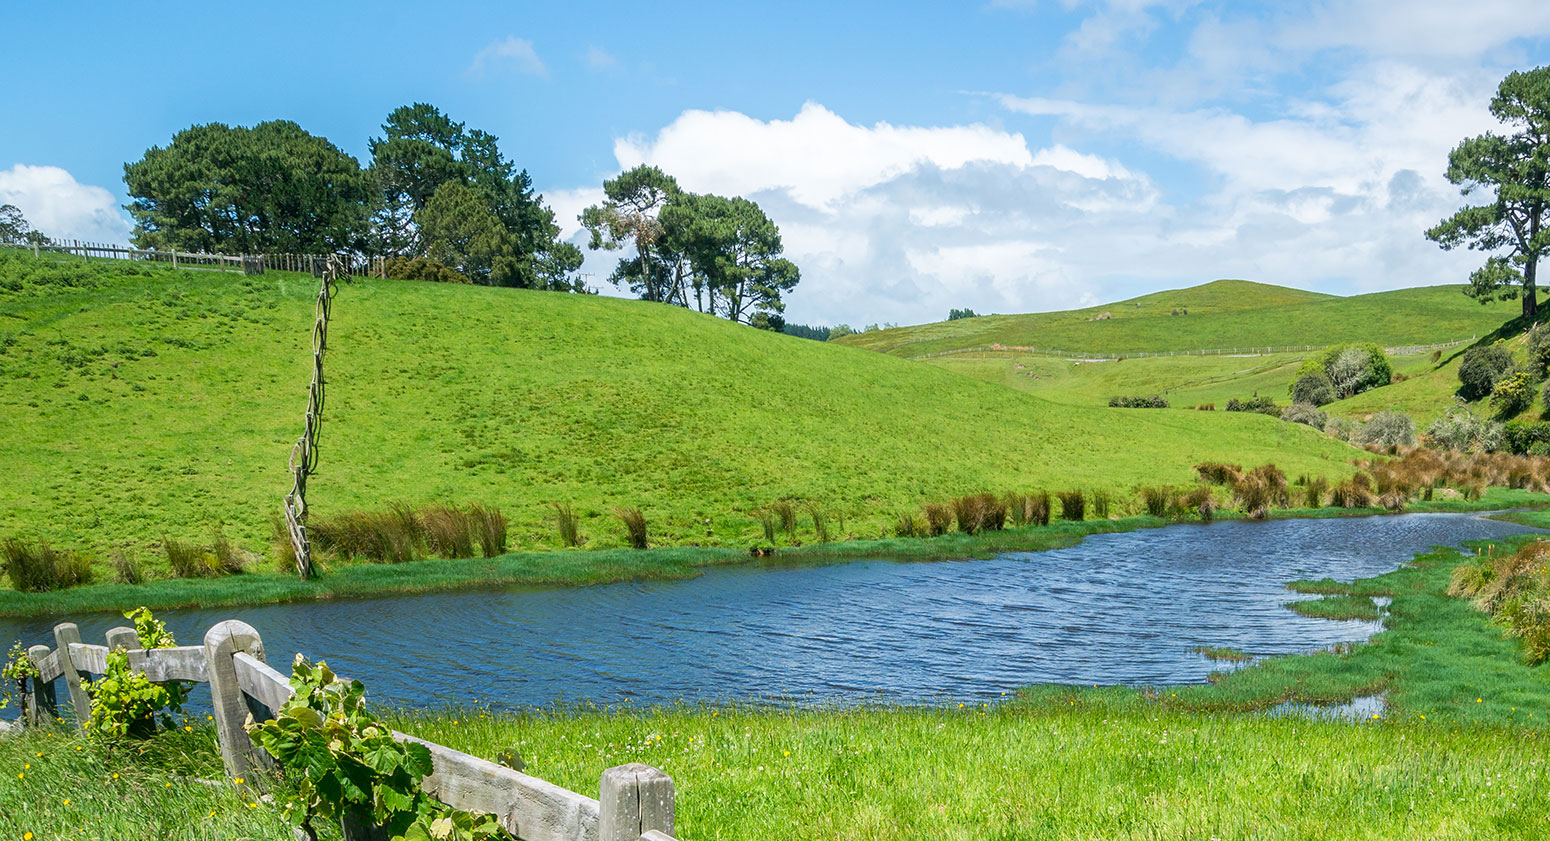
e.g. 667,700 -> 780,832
1526,256 -> 1539,320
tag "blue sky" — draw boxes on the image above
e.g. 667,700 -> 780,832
3,1 -> 1550,326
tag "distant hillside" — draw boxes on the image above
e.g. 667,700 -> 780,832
836,280 -> 1517,357
0,250 -> 1360,568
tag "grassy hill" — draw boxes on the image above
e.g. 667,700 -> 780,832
837,280 -> 1517,357
0,250 -> 1361,571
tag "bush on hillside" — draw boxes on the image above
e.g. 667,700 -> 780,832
1458,343 -> 1515,401
1490,371 -> 1536,419
1280,402 -> 1327,430
1291,343 -> 1392,400
1529,322 -> 1550,377
382,256 -> 470,284
1108,395 -> 1169,408
1225,396 -> 1278,415
1324,416 -> 1357,442
1290,372 -> 1336,407
1355,410 -> 1416,447
1426,405 -> 1503,452
1503,420 -> 1550,455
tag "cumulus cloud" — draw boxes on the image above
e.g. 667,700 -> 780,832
468,36 -> 547,78
0,164 -> 131,243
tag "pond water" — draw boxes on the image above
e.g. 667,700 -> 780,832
0,511 -> 1535,712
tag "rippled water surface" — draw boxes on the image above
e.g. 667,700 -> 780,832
1,512 -> 1535,710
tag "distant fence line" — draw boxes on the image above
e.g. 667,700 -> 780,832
3,239 -> 385,279
1,618 -> 683,841
908,337 -> 1478,362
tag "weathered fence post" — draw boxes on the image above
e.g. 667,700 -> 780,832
204,620 -> 268,778
24,645 -> 56,726
52,623 -> 90,726
105,626 -> 140,652
599,763 -> 675,841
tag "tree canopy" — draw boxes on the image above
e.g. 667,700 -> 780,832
124,121 -> 371,254
582,165 -> 801,327
1427,66 -> 1550,319
0,204 -> 47,245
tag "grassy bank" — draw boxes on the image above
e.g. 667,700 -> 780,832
2,488 -> 1540,619
0,249 -> 1363,576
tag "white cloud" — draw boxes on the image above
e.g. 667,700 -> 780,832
467,36 -> 547,78
1279,0 -> 1550,58
584,46 -> 618,71
0,164 -> 131,243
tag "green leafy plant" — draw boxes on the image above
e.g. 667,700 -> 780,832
247,655 -> 504,841
83,607 -> 191,738
1,640 -> 39,711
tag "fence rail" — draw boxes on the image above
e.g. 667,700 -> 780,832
908,337 -> 1478,362
3,619 -> 680,841
1,239 -> 385,279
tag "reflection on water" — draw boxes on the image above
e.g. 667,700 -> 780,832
0,512 -> 1533,711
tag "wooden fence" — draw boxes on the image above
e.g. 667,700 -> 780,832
3,620 -> 680,841
3,239 -> 385,279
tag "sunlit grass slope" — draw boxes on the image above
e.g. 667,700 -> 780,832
0,250 -> 1361,567
837,279 -> 1516,357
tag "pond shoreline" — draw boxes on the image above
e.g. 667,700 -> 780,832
0,488 -> 1543,620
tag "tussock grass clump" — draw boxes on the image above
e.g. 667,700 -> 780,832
893,511 -> 923,538
1191,645 -> 1251,662
1029,492 -> 1051,527
1449,541 -> 1550,663
111,551 -> 144,585
163,536 -> 211,578
1303,476 -> 1330,508
1140,486 -> 1172,518
950,493 -> 1006,535
615,506 -> 649,549
756,508 -> 778,542
1057,490 -> 1085,522
2,538 -> 94,592
807,503 -> 830,543
422,505 -> 477,559
769,501 -> 798,542
922,503 -> 952,537
469,503 -> 508,557
1004,492 -> 1031,527
1329,479 -> 1374,509
1091,490 -> 1111,520
1195,462 -> 1242,486
209,528 -> 246,575
552,502 -> 582,548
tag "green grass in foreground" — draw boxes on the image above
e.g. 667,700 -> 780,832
0,249 -> 1363,579
6,704 -> 1547,840
3,488 -> 1540,619
1284,593 -> 1382,621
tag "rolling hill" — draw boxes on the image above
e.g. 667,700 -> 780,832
835,280 -> 1517,358
0,249 -> 1360,570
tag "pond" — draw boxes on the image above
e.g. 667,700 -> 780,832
0,511 -> 1535,712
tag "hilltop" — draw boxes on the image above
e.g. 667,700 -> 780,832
836,279 -> 1516,358
0,250 -> 1361,569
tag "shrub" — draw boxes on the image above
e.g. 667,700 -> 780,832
1292,343 -> 1392,399
614,507 -> 648,549
923,503 -> 953,536
1057,490 -> 1085,521
1427,405 -> 1502,452
1356,410 -> 1416,447
1504,420 -> 1550,455
1325,416 -> 1357,441
1490,371 -> 1536,418
1290,372 -> 1336,407
1280,402 -> 1327,430
468,503 -> 508,557
1225,396 -> 1279,414
2,539 -> 93,592
1458,343 -> 1515,401
381,255 -> 470,284
1529,322 -> 1550,377
1195,462 -> 1243,485
84,608 -> 190,739
1107,395 -> 1169,408
551,502 -> 582,547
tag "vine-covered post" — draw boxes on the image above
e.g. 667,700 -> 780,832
282,254 -> 346,579
204,620 -> 268,778
24,645 -> 55,726
599,763 -> 675,841
51,623 -> 90,727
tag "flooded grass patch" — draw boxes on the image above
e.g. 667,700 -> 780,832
1284,593 -> 1382,621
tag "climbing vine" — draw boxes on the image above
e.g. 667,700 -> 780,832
247,654 -> 505,841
